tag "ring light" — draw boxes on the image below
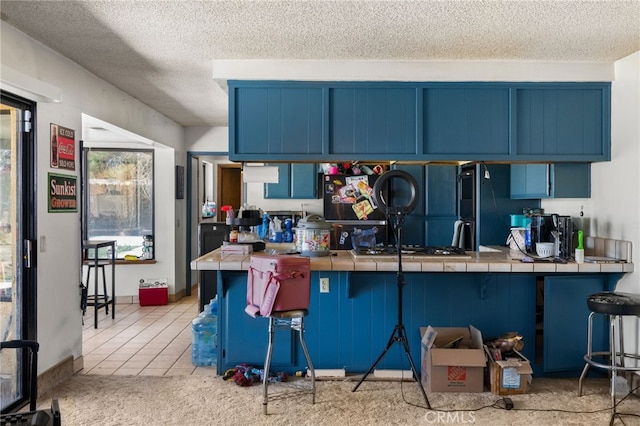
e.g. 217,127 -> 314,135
372,170 -> 418,216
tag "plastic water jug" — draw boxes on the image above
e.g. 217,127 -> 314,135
192,296 -> 218,367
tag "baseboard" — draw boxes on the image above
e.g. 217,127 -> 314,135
37,355 -> 75,399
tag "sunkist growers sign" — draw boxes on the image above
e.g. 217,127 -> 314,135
48,172 -> 77,212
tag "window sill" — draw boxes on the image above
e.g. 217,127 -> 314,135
116,259 -> 157,265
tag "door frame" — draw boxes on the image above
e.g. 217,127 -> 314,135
185,151 -> 231,296
0,90 -> 38,413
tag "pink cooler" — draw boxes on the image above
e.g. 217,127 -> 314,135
245,255 -> 311,317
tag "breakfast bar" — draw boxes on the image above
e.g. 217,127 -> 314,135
191,241 -> 633,377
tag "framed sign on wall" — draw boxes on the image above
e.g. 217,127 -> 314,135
176,165 -> 185,199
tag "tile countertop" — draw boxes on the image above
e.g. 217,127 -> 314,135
190,243 -> 634,274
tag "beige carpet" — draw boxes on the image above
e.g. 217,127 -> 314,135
38,375 -> 639,425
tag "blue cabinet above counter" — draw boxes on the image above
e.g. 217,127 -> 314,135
228,81 -> 611,163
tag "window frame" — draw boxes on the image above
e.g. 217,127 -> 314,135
82,147 -> 155,260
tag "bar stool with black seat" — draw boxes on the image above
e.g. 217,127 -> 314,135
82,259 -> 111,315
81,240 -> 116,328
578,291 -> 640,423
245,254 -> 316,415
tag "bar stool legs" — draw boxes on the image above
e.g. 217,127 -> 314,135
578,292 -> 640,425
83,263 -> 110,315
262,311 -> 316,415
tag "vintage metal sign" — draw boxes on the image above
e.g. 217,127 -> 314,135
48,172 -> 78,212
50,123 -> 75,170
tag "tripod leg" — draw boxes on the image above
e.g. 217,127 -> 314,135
398,325 -> 431,409
352,327 -> 398,392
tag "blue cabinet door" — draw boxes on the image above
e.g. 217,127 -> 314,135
264,164 -> 291,199
230,84 -> 324,160
265,163 -> 317,199
423,87 -> 510,157
424,165 -> 458,246
543,275 -> 608,373
510,164 -> 550,199
329,87 -> 418,156
514,85 -> 610,160
290,164 -> 318,198
510,163 -> 591,199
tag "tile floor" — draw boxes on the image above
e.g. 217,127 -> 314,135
81,293 -> 216,376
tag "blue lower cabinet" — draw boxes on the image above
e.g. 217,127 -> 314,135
218,270 -> 616,376
543,275 -> 608,373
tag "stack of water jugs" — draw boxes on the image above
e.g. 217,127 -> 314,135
192,296 -> 218,367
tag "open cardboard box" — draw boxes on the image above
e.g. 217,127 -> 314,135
420,325 -> 486,393
484,345 -> 533,395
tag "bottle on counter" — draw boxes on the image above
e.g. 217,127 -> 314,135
192,296 -> 218,367
283,218 -> 293,243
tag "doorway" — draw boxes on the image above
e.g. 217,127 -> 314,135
185,154 -> 242,296
0,91 -> 37,413
217,163 -> 242,216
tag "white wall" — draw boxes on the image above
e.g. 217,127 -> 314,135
542,51 -> 640,355
1,23 -> 185,373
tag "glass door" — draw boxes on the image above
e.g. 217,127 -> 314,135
1,91 -> 37,413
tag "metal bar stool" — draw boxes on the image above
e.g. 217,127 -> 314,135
578,291 -> 640,423
262,309 -> 316,415
245,254 -> 316,415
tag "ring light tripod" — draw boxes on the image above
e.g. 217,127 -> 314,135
351,170 -> 431,409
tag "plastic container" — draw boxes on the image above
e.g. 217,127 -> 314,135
192,296 -> 218,367
535,242 -> 555,258
283,218 -> 293,243
295,214 -> 331,257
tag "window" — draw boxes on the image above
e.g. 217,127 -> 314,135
83,148 -> 154,259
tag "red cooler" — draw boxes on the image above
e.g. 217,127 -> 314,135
139,280 -> 168,306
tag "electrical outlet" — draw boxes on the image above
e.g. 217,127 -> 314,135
320,277 -> 330,293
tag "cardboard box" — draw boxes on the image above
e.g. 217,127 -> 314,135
139,279 -> 168,306
420,325 -> 486,393
484,345 -> 533,395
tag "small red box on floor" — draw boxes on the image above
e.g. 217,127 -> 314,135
139,280 -> 168,306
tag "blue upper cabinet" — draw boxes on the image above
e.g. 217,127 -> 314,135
229,82 -> 324,160
264,163 -> 318,199
423,86 -> 510,159
329,87 -> 418,158
229,81 -> 611,163
513,84 -> 611,161
510,163 -> 591,199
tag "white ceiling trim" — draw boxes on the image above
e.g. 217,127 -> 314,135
212,60 -> 615,83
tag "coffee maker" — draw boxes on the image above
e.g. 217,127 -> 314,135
530,214 -> 577,259
556,216 -> 577,259
530,215 -> 556,255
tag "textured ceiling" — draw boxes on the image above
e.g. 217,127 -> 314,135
1,0 -> 639,128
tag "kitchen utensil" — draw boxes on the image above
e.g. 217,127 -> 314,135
536,242 -> 555,258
